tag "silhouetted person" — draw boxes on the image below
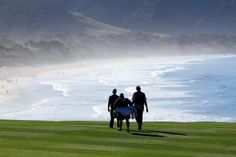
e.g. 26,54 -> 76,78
132,86 -> 148,130
114,93 -> 133,132
108,88 -> 119,128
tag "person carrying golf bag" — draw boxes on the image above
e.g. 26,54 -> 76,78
114,93 -> 133,132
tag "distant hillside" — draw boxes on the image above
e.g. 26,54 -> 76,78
71,0 -> 236,35
0,0 -> 83,35
0,0 -> 236,67
2,0 -> 236,35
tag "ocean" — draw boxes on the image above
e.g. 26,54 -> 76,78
0,55 -> 235,122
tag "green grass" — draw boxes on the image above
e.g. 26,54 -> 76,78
0,120 -> 235,157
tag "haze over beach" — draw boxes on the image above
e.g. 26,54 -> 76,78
1,55 -> 236,122
0,0 -> 236,122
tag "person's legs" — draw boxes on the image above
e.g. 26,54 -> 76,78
135,106 -> 140,123
119,119 -> 123,131
138,114 -> 142,130
138,110 -> 144,130
135,106 -> 144,130
139,107 -> 144,130
117,117 -> 120,128
117,113 -> 123,131
109,110 -> 114,128
135,110 -> 141,129
126,118 -> 130,133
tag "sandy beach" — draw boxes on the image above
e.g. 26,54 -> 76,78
0,55 -> 235,121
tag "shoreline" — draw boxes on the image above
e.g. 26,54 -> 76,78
0,54 -> 235,122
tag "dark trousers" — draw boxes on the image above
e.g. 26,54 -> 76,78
109,110 -> 119,128
117,114 -> 130,132
109,110 -> 114,128
135,105 -> 144,130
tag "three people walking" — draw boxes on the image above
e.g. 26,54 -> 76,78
108,86 -> 149,131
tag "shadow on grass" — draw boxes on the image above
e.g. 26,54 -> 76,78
142,130 -> 187,136
128,129 -> 187,137
131,132 -> 165,137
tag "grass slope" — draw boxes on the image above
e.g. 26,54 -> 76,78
0,120 -> 235,157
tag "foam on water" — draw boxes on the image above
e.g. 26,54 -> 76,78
41,81 -> 70,97
0,55 -> 235,121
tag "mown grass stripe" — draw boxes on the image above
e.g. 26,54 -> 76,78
0,121 -> 235,157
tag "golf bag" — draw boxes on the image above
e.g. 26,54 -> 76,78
113,106 -> 138,120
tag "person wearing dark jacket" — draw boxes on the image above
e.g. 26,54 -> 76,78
114,93 -> 133,132
108,88 -> 119,128
132,86 -> 148,130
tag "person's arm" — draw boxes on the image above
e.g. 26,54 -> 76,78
128,99 -> 133,106
132,93 -> 135,104
114,99 -> 118,109
144,94 -> 148,113
108,97 -> 111,112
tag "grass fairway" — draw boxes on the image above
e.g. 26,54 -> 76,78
0,120 -> 235,157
